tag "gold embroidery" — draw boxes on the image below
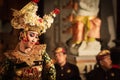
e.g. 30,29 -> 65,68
111,72 -> 115,77
4,44 -> 46,66
67,69 -> 71,73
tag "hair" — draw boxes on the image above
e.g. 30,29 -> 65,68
54,47 -> 66,55
19,31 -> 27,40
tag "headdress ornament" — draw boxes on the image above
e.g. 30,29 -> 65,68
55,47 -> 66,54
11,0 -> 60,35
96,50 -> 110,61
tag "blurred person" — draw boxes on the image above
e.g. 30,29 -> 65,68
86,50 -> 120,80
54,46 -> 81,80
0,0 -> 60,80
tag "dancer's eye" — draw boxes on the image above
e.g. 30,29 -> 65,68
29,33 -> 35,37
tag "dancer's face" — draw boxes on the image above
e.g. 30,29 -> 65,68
26,31 -> 39,48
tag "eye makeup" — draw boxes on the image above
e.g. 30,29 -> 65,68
28,31 -> 39,40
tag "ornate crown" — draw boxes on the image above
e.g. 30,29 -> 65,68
11,0 -> 60,35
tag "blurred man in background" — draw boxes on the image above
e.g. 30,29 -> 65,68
54,46 -> 81,80
86,50 -> 120,80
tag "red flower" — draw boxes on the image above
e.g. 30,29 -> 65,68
53,8 -> 60,14
32,0 -> 39,3
38,18 -> 43,23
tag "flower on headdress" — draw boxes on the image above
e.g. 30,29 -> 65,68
39,19 -> 43,23
53,8 -> 60,15
32,0 -> 39,3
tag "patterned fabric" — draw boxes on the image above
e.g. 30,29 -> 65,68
0,43 -> 56,80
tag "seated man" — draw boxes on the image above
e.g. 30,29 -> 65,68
86,50 -> 120,80
53,46 -> 81,80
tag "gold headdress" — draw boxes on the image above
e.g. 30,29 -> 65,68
11,0 -> 60,35
55,47 -> 66,54
96,50 -> 110,61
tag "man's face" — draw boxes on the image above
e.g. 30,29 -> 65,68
100,56 -> 112,70
55,52 -> 67,65
26,31 -> 39,48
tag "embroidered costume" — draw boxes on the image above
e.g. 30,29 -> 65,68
0,44 -> 56,80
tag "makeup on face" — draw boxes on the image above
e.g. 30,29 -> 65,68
27,31 -> 39,42
24,31 -> 39,48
